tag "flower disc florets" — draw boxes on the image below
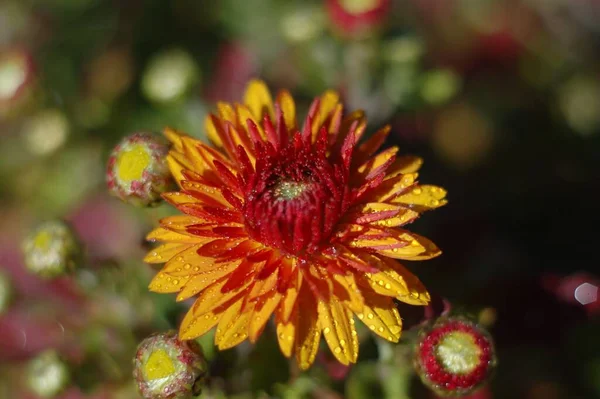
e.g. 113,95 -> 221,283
243,135 -> 351,256
415,317 -> 497,397
133,331 -> 208,399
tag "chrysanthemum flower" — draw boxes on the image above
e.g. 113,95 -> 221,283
145,80 -> 447,369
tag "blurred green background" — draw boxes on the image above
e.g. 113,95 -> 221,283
0,0 -> 599,398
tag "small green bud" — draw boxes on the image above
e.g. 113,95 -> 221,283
27,350 -> 70,398
22,220 -> 81,279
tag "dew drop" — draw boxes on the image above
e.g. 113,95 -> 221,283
378,326 -> 384,333
339,339 -> 346,346
323,327 -> 331,334
334,347 -> 341,354
367,313 -> 374,320
173,279 -> 179,285
357,314 -> 364,320
184,264 -> 191,270
384,283 -> 391,290
413,188 -> 422,195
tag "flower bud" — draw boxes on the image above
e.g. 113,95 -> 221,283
106,132 -> 173,207
22,220 -> 82,279
0,270 -> 12,314
326,0 -> 391,38
133,331 -> 208,399
0,48 -> 36,117
27,350 -> 70,398
414,317 -> 497,397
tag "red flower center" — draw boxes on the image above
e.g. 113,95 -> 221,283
242,131 -> 350,256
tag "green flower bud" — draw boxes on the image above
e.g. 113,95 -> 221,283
22,220 -> 82,279
27,350 -> 70,398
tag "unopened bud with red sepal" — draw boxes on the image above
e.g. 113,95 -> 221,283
414,316 -> 497,397
326,0 -> 391,38
133,331 -> 208,399
106,132 -> 173,207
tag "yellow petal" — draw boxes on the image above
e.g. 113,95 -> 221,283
357,147 -> 398,177
248,291 -> 281,343
146,227 -> 200,244
248,269 -> 279,300
176,260 -> 241,302
278,267 -> 301,322
294,286 -> 320,370
217,102 -> 236,124
385,156 -> 424,178
276,90 -> 296,132
160,244 -> 210,275
181,181 -> 231,208
350,203 -> 418,228
215,297 -> 251,350
148,271 -> 191,293
391,185 -> 448,211
368,173 -> 417,203
244,79 -> 274,120
317,298 -> 358,365
179,305 -> 222,340
181,136 -> 210,173
144,242 -> 190,264
162,192 -> 198,206
346,226 -> 408,253
166,154 -> 188,188
205,114 -> 223,147
163,127 -> 184,151
377,230 -> 441,260
361,256 -> 430,305
236,104 -> 265,144
355,294 -> 402,342
312,90 -> 339,139
333,273 -> 364,314
276,308 -> 297,358
192,277 -> 250,315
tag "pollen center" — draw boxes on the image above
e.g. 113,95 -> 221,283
436,331 -> 482,375
143,349 -> 176,380
116,144 -> 151,182
273,180 -> 310,201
